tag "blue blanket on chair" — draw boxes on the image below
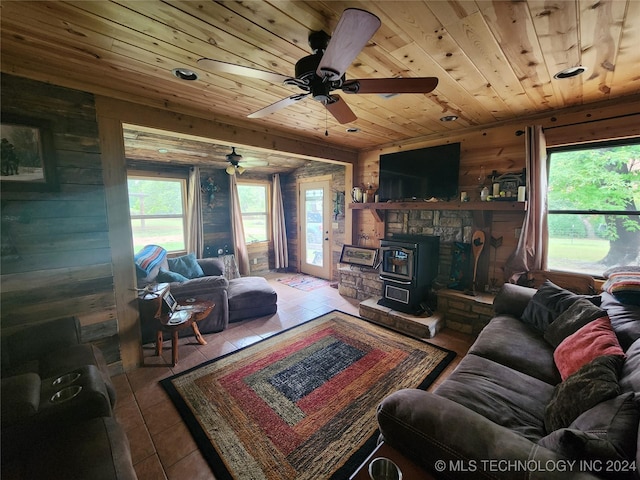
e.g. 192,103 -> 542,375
134,245 -> 167,278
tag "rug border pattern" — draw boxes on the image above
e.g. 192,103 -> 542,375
161,310 -> 456,480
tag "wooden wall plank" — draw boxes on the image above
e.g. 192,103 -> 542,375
0,74 -> 122,370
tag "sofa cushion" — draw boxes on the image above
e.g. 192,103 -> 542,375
554,316 -> 625,380
521,280 -> 601,333
168,253 -> 205,279
1,373 -> 41,426
601,292 -> 640,351
25,416 -> 136,480
545,355 -> 623,432
157,267 -> 188,283
435,354 -> 554,441
544,298 -> 607,348
468,315 -> 561,385
539,393 -> 639,475
620,339 -> 640,394
227,276 -> 278,322
198,257 -> 225,277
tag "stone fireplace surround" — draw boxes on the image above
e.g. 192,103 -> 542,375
338,209 -> 476,300
338,209 -> 493,336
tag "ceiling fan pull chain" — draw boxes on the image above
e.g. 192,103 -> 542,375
325,107 -> 329,136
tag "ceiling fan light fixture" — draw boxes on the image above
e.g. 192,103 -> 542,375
440,115 -> 458,122
226,165 -> 236,175
553,66 -> 587,79
236,165 -> 246,175
172,67 -> 198,81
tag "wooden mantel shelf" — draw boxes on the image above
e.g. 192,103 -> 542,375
349,200 -> 526,221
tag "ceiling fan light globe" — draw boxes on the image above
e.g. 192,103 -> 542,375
236,166 -> 246,175
226,165 -> 236,175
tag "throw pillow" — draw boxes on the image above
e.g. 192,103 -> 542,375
603,272 -> 640,306
554,316 -> 625,380
544,299 -> 607,348
520,280 -> 601,333
167,253 -> 205,279
545,355 -> 623,433
157,268 -> 188,283
603,265 -> 640,278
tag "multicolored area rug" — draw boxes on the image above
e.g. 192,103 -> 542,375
276,274 -> 330,291
161,310 -> 455,480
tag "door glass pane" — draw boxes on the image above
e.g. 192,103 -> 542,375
305,188 -> 323,266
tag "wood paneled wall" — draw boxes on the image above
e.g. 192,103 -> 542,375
0,74 -> 122,371
354,100 -> 640,287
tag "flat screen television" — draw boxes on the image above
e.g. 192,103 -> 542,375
378,143 -> 461,201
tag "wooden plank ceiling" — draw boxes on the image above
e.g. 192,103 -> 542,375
2,1 -> 639,173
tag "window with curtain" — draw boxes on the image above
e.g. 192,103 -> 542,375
127,173 -> 187,253
547,139 -> 640,277
237,181 -> 270,244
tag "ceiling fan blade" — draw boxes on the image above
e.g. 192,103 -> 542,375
197,58 -> 291,84
242,159 -> 269,167
316,9 -> 381,81
342,77 -> 439,94
247,93 -> 309,119
325,95 -> 357,124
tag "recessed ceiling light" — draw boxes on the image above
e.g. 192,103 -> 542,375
346,127 -> 360,133
172,68 -> 198,81
440,115 -> 458,122
553,66 -> 587,79
158,148 -> 169,154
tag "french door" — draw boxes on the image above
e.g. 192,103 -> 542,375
299,179 -> 331,279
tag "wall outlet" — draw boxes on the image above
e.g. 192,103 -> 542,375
253,258 -> 258,264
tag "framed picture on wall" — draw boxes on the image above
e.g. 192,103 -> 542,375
1,113 -> 58,192
339,245 -> 379,268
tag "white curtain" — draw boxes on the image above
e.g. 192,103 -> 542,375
186,166 -> 204,258
272,174 -> 289,269
504,125 -> 548,283
229,173 -> 250,275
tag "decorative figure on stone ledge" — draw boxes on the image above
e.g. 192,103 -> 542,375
202,177 -> 219,208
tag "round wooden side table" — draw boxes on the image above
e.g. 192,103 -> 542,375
156,299 -> 214,366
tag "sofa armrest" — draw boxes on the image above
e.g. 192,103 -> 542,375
3,317 -> 81,373
493,283 -> 536,318
378,389 -> 601,480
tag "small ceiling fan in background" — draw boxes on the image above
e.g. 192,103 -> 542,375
198,8 -> 438,125
224,147 -> 268,175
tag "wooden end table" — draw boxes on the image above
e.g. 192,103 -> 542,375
156,299 -> 214,366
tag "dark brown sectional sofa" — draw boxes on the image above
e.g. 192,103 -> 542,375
378,282 -> 640,480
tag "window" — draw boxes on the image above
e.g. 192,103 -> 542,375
237,182 -> 269,244
547,139 -> 640,277
127,174 -> 187,253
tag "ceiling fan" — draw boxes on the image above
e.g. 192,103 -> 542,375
198,8 -> 438,124
224,147 -> 268,175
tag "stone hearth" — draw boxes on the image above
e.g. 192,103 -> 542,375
359,298 -> 444,339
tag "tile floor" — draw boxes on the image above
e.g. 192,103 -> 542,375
112,273 -> 475,480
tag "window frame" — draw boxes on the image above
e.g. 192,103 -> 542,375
236,180 -> 271,245
127,169 -> 189,255
546,137 -> 640,277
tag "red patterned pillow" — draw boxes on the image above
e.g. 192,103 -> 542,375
554,316 -> 625,380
